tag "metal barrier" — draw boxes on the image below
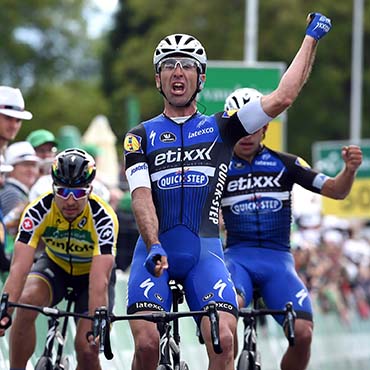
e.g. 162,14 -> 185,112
1,271 -> 370,369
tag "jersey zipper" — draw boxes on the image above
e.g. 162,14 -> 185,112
247,159 -> 262,248
66,221 -> 73,275
180,123 -> 185,224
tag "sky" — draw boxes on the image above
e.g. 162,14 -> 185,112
85,0 -> 119,38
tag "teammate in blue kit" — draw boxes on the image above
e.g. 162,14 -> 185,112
222,86 -> 362,370
123,13 -> 332,370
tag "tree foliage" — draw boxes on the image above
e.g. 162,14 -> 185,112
102,0 -> 370,160
0,0 -> 107,140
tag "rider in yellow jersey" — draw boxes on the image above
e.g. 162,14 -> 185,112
0,148 -> 119,370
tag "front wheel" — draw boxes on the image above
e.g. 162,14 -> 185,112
237,350 -> 261,370
178,360 -> 189,370
237,350 -> 250,370
54,355 -> 69,370
34,356 -> 53,370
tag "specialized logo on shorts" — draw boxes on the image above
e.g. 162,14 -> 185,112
213,279 -> 227,299
22,217 -> 34,231
231,197 -> 283,215
222,109 -> 238,118
295,157 -> 311,169
160,132 -> 176,143
296,288 -> 309,306
157,169 -> 208,189
140,278 -> 154,299
124,134 -> 143,154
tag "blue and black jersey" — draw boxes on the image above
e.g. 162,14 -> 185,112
221,146 -> 328,251
124,111 -> 247,237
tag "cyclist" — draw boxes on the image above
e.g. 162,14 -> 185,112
0,148 -> 119,370
222,87 -> 362,370
123,13 -> 332,370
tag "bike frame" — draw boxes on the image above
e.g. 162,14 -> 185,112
38,290 -> 75,368
156,281 -> 185,368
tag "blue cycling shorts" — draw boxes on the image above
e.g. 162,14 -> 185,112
224,245 -> 313,325
127,225 -> 238,317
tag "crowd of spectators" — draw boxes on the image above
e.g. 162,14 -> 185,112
292,194 -> 370,324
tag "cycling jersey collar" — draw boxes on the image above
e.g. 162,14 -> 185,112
162,111 -> 199,124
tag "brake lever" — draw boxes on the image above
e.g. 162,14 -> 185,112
0,293 -> 12,330
206,301 -> 223,354
283,302 -> 296,346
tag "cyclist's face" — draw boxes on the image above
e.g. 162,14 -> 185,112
54,192 -> 89,221
155,58 -> 204,107
234,126 -> 268,161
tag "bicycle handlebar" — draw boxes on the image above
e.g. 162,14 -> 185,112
92,300 -> 223,359
239,301 -> 296,346
1,292 -> 223,360
0,293 -> 91,329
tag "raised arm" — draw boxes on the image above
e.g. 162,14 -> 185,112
237,13 -> 332,135
262,13 -> 332,118
321,145 -> 363,199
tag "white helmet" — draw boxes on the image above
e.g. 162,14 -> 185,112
153,34 -> 207,73
224,88 -> 262,111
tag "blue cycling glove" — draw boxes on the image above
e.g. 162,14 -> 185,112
144,243 -> 167,276
305,12 -> 332,41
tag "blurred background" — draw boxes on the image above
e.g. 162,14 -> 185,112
2,0 -> 370,159
1,0 -> 370,369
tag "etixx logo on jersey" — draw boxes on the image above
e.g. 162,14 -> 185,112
124,133 -> 143,155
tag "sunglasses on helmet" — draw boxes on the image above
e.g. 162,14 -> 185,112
158,57 -> 201,72
53,185 -> 91,200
